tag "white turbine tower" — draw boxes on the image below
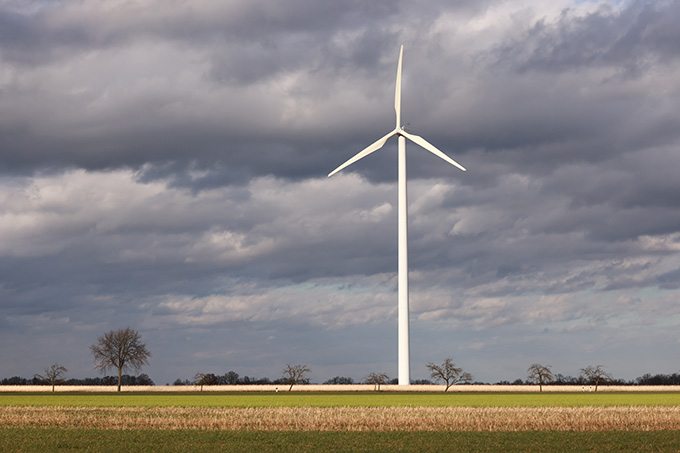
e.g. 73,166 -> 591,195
328,46 -> 466,385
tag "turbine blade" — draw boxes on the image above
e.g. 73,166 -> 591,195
395,45 -> 403,129
328,130 -> 398,177
400,130 -> 466,172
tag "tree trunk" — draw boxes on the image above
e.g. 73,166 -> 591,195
118,367 -> 122,392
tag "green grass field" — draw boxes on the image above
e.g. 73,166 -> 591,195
3,392 -> 680,452
2,428 -> 680,452
1,391 -> 680,407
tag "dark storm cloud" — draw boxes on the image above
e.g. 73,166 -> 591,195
0,0 -> 401,179
412,1 -> 680,184
657,267 -> 680,290
2,0 -> 680,385
0,1 -> 393,64
0,0 -> 531,183
505,0 -> 680,74
0,7 -> 87,65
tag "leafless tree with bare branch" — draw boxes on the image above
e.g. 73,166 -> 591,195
364,372 -> 390,391
527,363 -> 553,392
579,365 -> 613,392
35,363 -> 68,392
426,358 -> 473,391
90,327 -> 151,392
282,364 -> 311,391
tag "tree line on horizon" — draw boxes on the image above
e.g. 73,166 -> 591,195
6,370 -> 680,388
2,374 -> 154,387
5,327 -> 680,390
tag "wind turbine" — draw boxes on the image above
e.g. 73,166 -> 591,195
328,45 -> 466,385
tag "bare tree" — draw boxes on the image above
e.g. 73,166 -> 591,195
193,372 -> 219,391
35,363 -> 68,392
579,365 -> 613,392
426,358 -> 473,391
282,364 -> 311,391
364,372 -> 390,391
527,363 -> 553,392
90,327 -> 151,392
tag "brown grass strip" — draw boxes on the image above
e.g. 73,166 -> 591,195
2,406 -> 680,431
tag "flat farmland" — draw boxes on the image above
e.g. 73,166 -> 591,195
2,391 -> 680,451
2,391 -> 680,407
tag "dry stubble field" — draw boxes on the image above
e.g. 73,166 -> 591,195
3,405 -> 680,431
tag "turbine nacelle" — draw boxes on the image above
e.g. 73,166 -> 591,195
327,127 -> 465,177
328,45 -> 465,178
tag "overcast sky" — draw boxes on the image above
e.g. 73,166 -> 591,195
2,0 -> 680,385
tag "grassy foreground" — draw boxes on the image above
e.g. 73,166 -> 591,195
2,428 -> 680,452
2,391 -> 680,407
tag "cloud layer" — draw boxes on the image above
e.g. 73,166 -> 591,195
2,0 -> 680,384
